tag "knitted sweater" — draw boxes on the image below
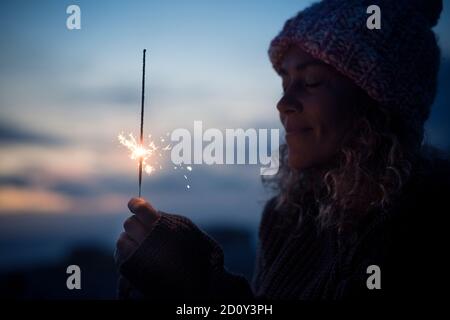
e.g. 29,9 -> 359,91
120,155 -> 450,301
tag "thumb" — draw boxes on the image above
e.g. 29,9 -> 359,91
127,197 -> 160,227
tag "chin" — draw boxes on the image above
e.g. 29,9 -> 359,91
287,152 -> 315,170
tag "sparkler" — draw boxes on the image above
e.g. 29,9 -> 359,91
138,49 -> 146,197
118,50 -> 193,192
119,49 -> 151,197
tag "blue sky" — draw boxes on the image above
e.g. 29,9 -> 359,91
0,0 -> 449,269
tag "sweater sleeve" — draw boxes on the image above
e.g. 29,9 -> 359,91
251,197 -> 279,295
119,212 -> 254,300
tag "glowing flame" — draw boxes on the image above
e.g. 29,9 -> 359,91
118,132 -> 158,174
118,131 -> 192,189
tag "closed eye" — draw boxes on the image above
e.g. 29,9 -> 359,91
304,80 -> 322,88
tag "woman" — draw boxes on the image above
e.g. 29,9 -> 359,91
115,0 -> 449,300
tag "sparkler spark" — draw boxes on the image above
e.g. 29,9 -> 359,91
118,132 -> 194,190
118,132 -> 158,175
118,132 -> 192,189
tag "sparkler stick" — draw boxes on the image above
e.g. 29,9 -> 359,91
118,51 -> 191,192
138,49 -> 146,197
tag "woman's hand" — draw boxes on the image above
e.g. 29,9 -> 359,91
115,197 -> 161,266
113,197 -> 251,300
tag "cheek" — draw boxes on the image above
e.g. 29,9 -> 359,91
315,103 -> 349,144
318,79 -> 356,135
287,96 -> 351,169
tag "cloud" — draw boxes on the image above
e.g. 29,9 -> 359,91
0,186 -> 72,214
0,122 -> 67,146
0,175 -> 29,188
0,164 -> 269,224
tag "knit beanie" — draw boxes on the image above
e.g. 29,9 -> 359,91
269,0 -> 442,140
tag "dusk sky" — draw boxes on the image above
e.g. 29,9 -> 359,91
1,0 -> 449,270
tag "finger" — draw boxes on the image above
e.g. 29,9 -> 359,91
123,215 -> 149,244
115,232 -> 138,265
128,197 -> 160,227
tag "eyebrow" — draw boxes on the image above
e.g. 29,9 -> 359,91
279,60 -> 327,75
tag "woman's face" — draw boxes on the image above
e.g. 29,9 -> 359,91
277,46 -> 358,169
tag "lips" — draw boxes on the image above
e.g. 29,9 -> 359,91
282,118 -> 312,134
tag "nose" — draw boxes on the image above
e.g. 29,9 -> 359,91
276,92 -> 302,115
